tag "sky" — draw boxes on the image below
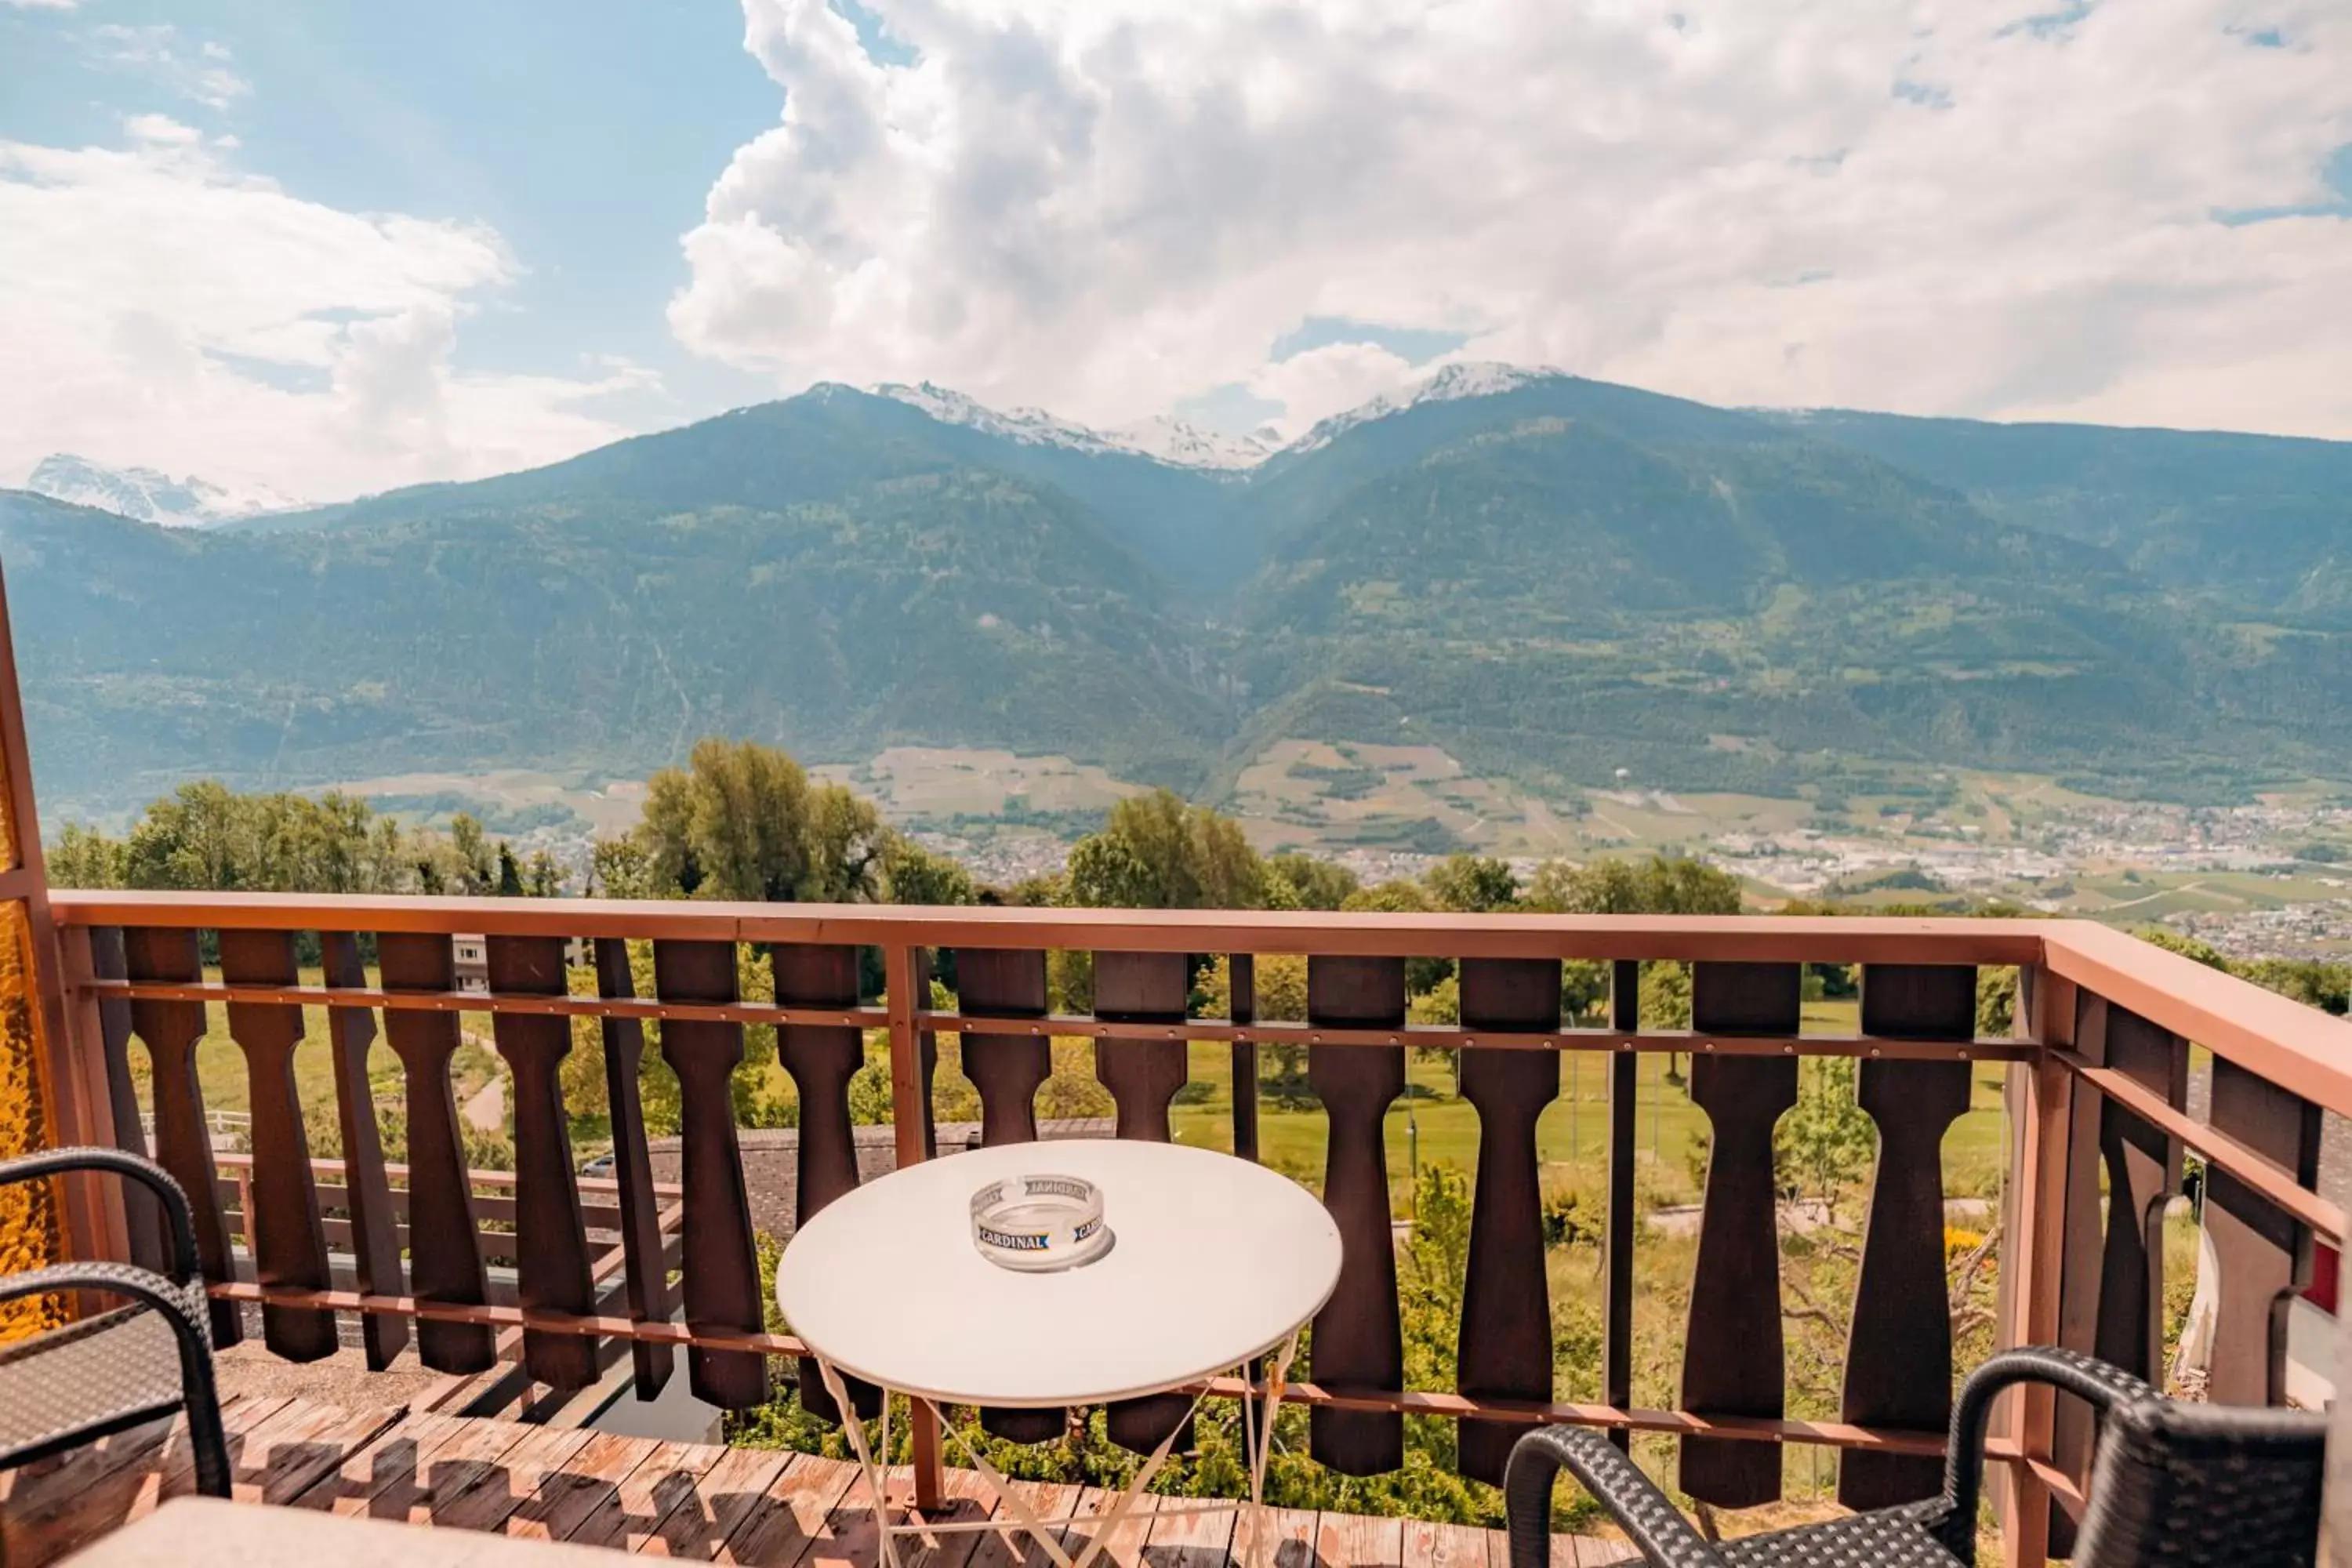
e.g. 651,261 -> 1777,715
1,0 -> 2348,503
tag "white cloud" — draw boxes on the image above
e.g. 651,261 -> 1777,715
5,0 -> 78,9
89,24 -> 252,111
672,0 -> 2352,439
0,122 -> 653,500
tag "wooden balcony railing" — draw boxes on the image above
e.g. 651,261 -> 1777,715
35,891 -> 2352,1567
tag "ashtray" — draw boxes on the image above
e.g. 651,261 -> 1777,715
971,1173 -> 1109,1272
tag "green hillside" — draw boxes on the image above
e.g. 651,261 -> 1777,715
9,372 -> 2351,814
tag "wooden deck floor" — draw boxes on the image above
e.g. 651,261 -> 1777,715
0,1396 -> 1635,1568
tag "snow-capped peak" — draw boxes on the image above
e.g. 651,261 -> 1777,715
24,453 -> 303,528
1104,414 -> 1276,471
869,381 -> 1123,456
1287,361 -> 1564,454
867,382 -> 1273,471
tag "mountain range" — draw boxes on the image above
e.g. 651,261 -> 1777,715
21,453 -> 301,529
5,366 -> 2350,818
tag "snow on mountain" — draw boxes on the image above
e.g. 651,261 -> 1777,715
866,362 -> 1561,472
1104,414 -> 1274,470
1284,362 -> 1563,454
24,454 -> 303,528
870,382 -> 1272,471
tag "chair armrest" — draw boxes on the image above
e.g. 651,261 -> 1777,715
1939,1346 -> 2159,1558
1505,1425 -> 1724,1568
0,1147 -> 199,1280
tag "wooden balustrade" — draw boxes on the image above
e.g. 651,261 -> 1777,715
38,891 -> 2352,1568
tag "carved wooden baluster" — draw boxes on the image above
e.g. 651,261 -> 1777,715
2092,1005 -> 2187,1383
488,935 -> 599,1390
124,926 -> 239,1345
1308,954 -> 1406,1475
652,939 -> 768,1408
1604,959 -> 1639,1454
321,931 -> 407,1370
593,938 -> 673,1399
1841,964 -> 1976,1508
953,946 -> 1061,1443
1679,961 -> 1800,1508
1094,949 -> 1193,1454
377,931 -> 494,1373
774,942 -> 879,1422
1232,953 -> 1260,1161
89,926 -> 170,1274
217,928 -> 336,1361
1455,957 -> 1562,1485
2204,1058 -> 2320,1406
2041,993 -> 2187,1552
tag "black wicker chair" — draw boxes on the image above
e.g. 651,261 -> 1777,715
1505,1345 -> 2324,1567
0,1147 -> 230,1497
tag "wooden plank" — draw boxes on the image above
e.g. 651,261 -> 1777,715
505,1430 -> 682,1544
378,931 -> 495,1374
964,1482 -> 1099,1568
653,939 -> 768,1410
953,946 -> 1061,1446
254,1402 -> 413,1507
710,1443 -> 862,1566
1307,954 -> 1407,1475
1456,956 -> 1561,1485
419,1421 -> 601,1535
775,942 -> 878,1425
1094,949 -> 1194,1456
123,924 -> 240,1346
1315,1511 -> 1406,1568
1842,964 -> 1976,1509
0,1397 -> 285,1565
597,935 -> 677,1400
1142,1495 -> 1238,1568
2205,1055 -> 2321,1406
558,1437 -> 729,1549
634,1445 -> 797,1559
1603,960 -> 1638,1455
1400,1519 -> 1490,1568
323,930 -> 409,1370
1067,1487 -> 1161,1568
1677,961 -> 1800,1508
488,933 -> 600,1391
1237,1504 -> 1319,1568
49,892 -> 2056,971
216,927 -> 338,1361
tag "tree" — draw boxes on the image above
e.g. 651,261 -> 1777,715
1065,790 -> 1265,910
882,839 -> 978,906
1524,853 -> 1741,916
637,737 -> 889,902
1425,855 -> 1517,913
45,822 -> 125,888
1265,852 -> 1359,911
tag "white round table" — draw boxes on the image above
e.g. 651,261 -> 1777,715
775,1139 -> 1342,1568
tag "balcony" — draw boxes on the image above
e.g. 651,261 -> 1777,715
7,887 -> 2348,1568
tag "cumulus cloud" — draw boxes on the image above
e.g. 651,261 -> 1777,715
89,24 -> 252,111
0,120 -> 653,501
671,0 -> 2352,438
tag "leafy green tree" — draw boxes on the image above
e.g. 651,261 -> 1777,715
881,839 -> 978,906
1265,851 -> 1359,911
1064,789 -> 1265,910
45,822 -> 125,888
1425,855 -> 1518,913
637,737 -> 889,902
1524,853 -> 1741,916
